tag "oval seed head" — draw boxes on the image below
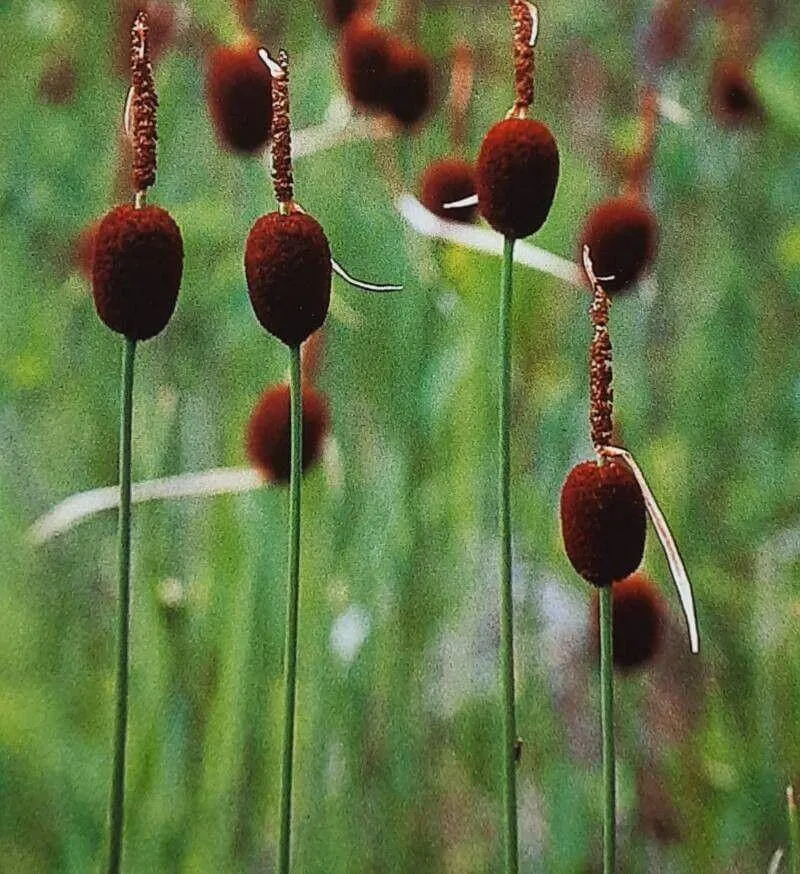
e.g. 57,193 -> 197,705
244,211 -> 332,347
205,43 -> 273,154
383,40 -> 434,128
560,458 -> 646,588
709,58 -> 762,128
339,16 -> 393,111
245,382 -> 330,483
419,158 -> 477,223
91,204 -> 183,340
579,196 -> 658,294
590,572 -> 666,670
475,117 -> 560,239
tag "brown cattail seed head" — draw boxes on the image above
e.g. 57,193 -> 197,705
475,117 -> 559,239
579,197 -> 658,294
246,383 -> 330,483
339,17 -> 393,110
92,204 -> 183,340
560,458 -> 647,587
205,43 -> 273,153
382,40 -> 433,128
244,211 -> 332,347
709,58 -> 762,127
324,0 -> 372,28
419,158 -> 477,223
590,572 -> 666,670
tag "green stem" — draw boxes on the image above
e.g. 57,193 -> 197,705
498,236 -> 518,874
107,337 -> 136,874
277,345 -> 303,874
788,785 -> 799,874
599,586 -> 616,874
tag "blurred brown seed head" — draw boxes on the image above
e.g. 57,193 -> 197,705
72,220 -> 100,283
244,211 -> 332,347
92,204 -> 183,340
324,0 -> 374,28
38,56 -> 78,105
339,16 -> 394,110
579,196 -> 658,294
205,42 -> 273,153
245,383 -> 330,483
560,459 -> 647,588
589,572 -> 666,670
643,0 -> 691,70
419,158 -> 477,223
382,39 -> 434,128
475,117 -> 559,239
709,58 -> 762,127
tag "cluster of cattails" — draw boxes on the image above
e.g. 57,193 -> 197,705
338,11 -> 433,127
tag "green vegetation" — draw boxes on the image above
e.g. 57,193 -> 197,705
1,0 -> 799,871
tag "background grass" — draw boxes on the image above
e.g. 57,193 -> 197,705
2,0 -> 800,871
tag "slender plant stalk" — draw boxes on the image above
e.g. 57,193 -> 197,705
498,236 -> 519,874
107,336 -> 136,874
788,786 -> 799,874
277,345 -> 303,874
599,586 -> 616,874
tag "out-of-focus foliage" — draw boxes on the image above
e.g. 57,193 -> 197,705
1,0 -> 799,871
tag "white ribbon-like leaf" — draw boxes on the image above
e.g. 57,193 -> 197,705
602,445 -> 700,654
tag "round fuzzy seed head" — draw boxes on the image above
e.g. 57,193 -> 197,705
244,211 -> 332,347
560,458 -> 646,588
579,196 -> 658,294
383,41 -> 433,128
245,382 -> 330,483
339,17 -> 393,110
590,572 -> 666,671
475,117 -> 560,239
419,158 -> 477,223
205,43 -> 273,154
709,59 -> 762,127
91,204 -> 183,340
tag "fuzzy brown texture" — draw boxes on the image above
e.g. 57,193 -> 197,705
324,0 -> 368,27
588,275 -> 613,451
709,58 -> 762,127
560,458 -> 646,588
339,17 -> 393,110
269,51 -> 293,205
245,382 -> 330,483
419,158 -> 477,223
244,211 -> 332,347
205,43 -> 273,154
92,204 -> 183,340
131,12 -> 158,192
579,196 -> 658,294
383,40 -> 433,127
475,117 -> 559,239
590,573 -> 666,670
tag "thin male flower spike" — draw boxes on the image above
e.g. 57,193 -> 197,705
130,12 -> 158,193
510,0 -> 537,117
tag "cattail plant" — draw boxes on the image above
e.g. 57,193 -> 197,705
451,4 -> 561,873
244,46 -> 398,874
206,41 -> 273,153
91,13 -> 183,874
578,89 -> 659,295
338,14 -> 433,128
588,572 -> 666,672
559,248 -> 698,873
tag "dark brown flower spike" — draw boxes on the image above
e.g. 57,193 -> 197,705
130,12 -> 158,196
509,0 -> 537,119
585,247 -> 613,453
246,382 -> 330,483
205,42 -> 273,154
590,572 -> 666,670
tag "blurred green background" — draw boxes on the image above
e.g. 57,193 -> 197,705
2,0 -> 800,871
